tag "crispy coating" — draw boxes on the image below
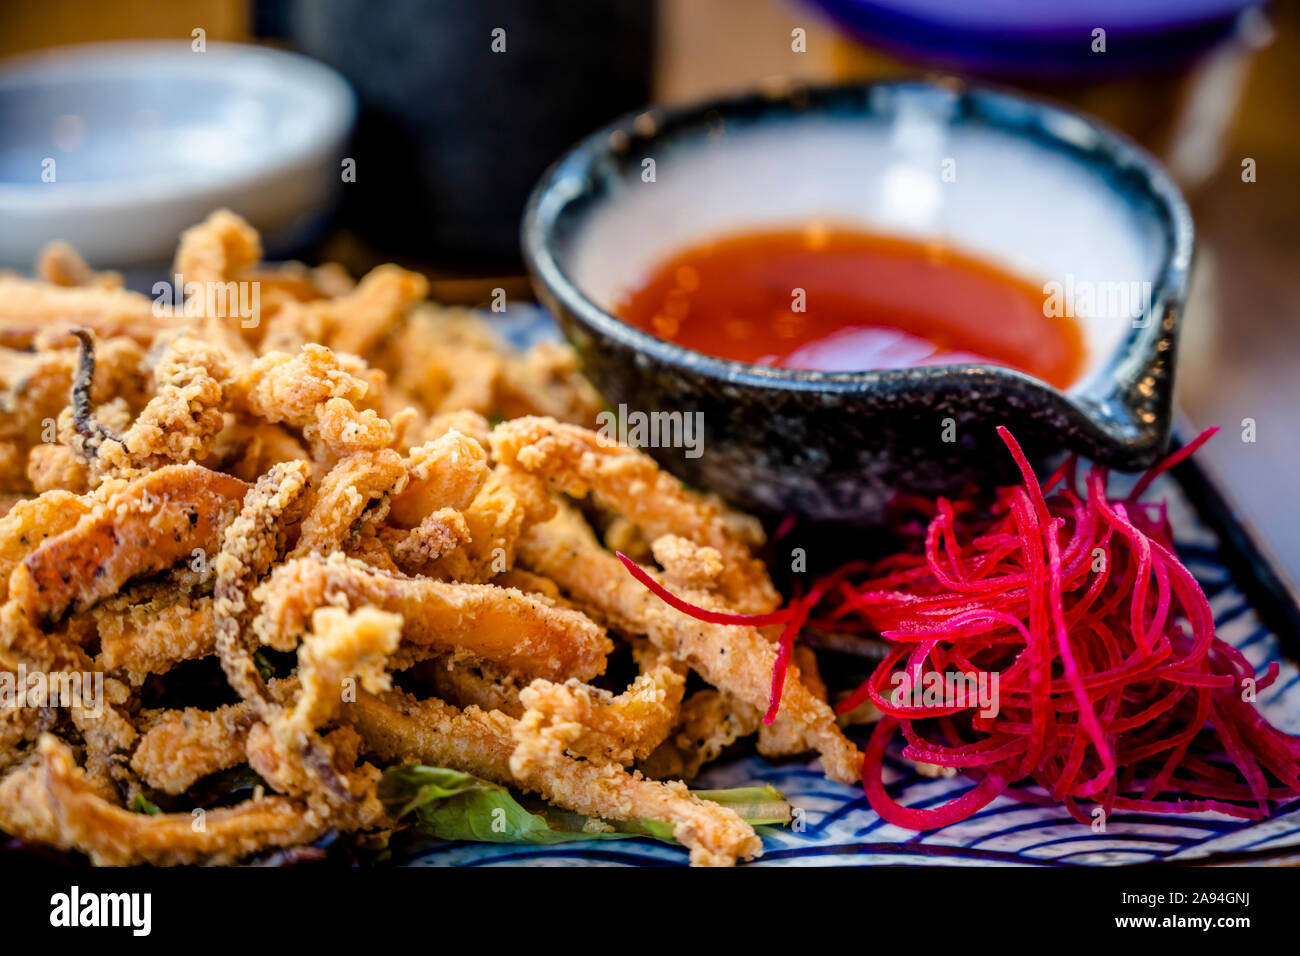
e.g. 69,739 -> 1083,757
26,443 -> 89,493
0,491 -> 91,601
249,607 -> 401,812
344,688 -> 759,866
321,264 -> 429,357
214,460 -> 313,716
497,341 -> 605,428
235,345 -> 393,457
517,502 -> 861,784
385,507 -> 471,573
652,533 -> 725,590
389,429 -> 488,528
94,592 -> 216,681
0,211 -> 840,866
492,416 -> 778,612
423,658 -> 525,718
255,554 -> 612,683
292,449 -> 407,558
518,650 -> 686,764
0,736 -> 336,865
131,701 -> 257,794
174,208 -> 262,287
0,276 -> 168,347
11,464 -> 247,624
281,606 -> 401,738
68,334 -> 231,482
420,465 -> 555,582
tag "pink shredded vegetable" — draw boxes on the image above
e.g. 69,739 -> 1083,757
622,426 -> 1300,829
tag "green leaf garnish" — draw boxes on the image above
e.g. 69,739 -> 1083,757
131,794 -> 162,816
378,765 -> 791,848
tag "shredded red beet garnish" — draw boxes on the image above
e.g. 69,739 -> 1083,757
622,426 -> 1300,829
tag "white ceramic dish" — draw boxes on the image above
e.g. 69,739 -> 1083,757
0,40 -> 355,269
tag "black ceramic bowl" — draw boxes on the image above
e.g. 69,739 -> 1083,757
522,80 -> 1193,523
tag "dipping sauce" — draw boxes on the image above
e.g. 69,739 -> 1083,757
613,225 -> 1085,388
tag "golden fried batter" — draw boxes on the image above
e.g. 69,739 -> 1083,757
255,554 -> 612,683
0,736 -> 336,865
11,464 -> 247,623
492,416 -> 778,612
517,502 -> 861,784
518,650 -> 686,764
0,210 -> 836,866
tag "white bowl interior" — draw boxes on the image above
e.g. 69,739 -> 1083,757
567,104 -> 1168,394
0,42 -> 354,268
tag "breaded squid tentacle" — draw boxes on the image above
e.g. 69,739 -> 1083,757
10,463 -> 248,624
491,416 -> 778,613
343,689 -> 760,867
0,735 -> 339,866
518,647 -> 687,765
516,501 -> 861,785
213,460 -> 312,716
255,554 -> 612,683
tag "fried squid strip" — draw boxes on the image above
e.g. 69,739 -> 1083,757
384,508 -> 471,573
0,491 -> 90,602
343,689 -> 760,866
10,464 -> 248,624
423,657 -> 525,718
278,607 -> 401,742
93,593 -> 216,682
130,679 -> 298,794
0,736 -> 336,865
174,208 -> 262,287
291,449 -> 407,558
85,335 -> 231,479
130,702 -> 256,795
0,276 -> 167,347
240,608 -> 400,814
419,465 -> 555,582
255,554 -> 611,682
322,264 -> 430,357
214,460 -> 312,717
491,416 -> 778,612
642,689 -> 762,781
517,503 -> 861,784
0,602 -> 138,798
235,345 -> 392,456
517,650 -> 686,764
389,429 -> 488,528
496,341 -> 605,428
757,646 -> 829,758
510,711 -> 759,866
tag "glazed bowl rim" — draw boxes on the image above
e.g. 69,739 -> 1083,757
521,77 -> 1194,460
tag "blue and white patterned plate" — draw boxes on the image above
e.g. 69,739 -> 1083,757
405,307 -> 1300,867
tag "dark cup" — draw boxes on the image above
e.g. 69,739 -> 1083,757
282,0 -> 654,269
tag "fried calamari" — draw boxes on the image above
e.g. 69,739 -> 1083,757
0,210 -> 852,867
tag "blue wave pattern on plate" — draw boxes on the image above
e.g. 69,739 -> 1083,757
404,308 -> 1300,867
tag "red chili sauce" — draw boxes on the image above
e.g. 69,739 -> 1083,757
613,225 -> 1085,389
